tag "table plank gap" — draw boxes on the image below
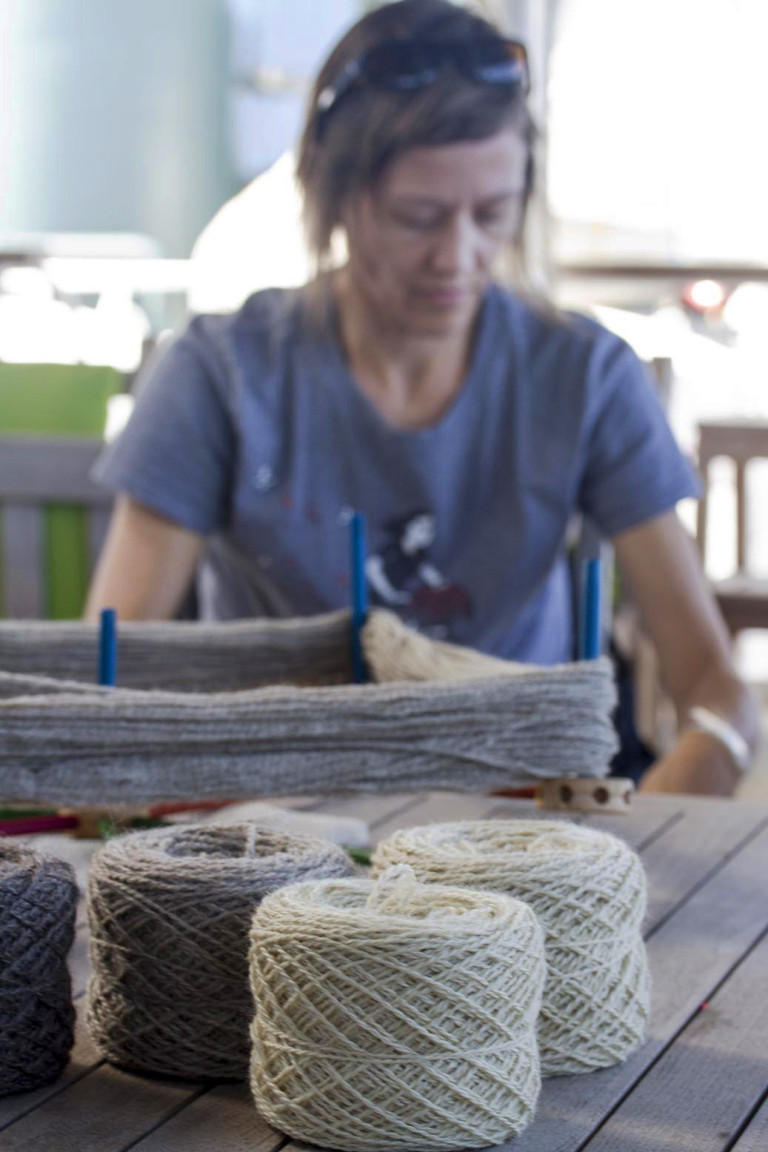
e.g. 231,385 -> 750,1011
495,821 -> 768,1152
481,800 -> 586,825
581,809 -> 684,852
645,812 -> 768,938
728,1087 -> 768,1152
579,926 -> 768,1152
302,791 -> 428,830
368,791 -> 518,842
114,1084 -> 211,1152
122,1082 -> 288,1152
0,1061 -> 207,1152
0,1000 -> 104,1133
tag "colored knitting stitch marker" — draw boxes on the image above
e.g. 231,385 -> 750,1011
350,512 -> 369,683
99,608 -> 117,687
580,557 -> 602,660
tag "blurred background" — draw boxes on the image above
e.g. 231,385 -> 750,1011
1,0 -> 767,789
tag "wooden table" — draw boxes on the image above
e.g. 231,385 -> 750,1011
2,790 -> 767,1152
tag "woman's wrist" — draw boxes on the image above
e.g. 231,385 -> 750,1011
682,705 -> 752,774
639,730 -> 741,796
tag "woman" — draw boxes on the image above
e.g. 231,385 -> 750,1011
86,0 -> 757,794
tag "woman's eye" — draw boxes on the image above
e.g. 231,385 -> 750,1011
393,213 -> 441,232
477,211 -> 507,230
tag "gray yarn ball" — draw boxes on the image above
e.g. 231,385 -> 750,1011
86,822 -> 357,1080
0,844 -> 77,1097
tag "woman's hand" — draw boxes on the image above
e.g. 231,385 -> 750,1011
612,511 -> 759,796
85,495 -> 205,621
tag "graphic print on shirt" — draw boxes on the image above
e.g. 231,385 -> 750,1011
365,511 -> 473,635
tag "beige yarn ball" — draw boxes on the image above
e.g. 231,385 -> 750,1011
249,864 -> 546,1152
87,822 -> 356,1079
373,821 -> 650,1076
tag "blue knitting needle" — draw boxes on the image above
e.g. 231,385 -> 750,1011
98,607 -> 118,686
350,512 -> 369,684
580,557 -> 602,661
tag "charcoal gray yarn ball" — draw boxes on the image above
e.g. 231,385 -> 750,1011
0,844 -> 78,1096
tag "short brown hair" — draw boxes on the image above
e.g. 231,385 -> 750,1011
296,0 -> 536,270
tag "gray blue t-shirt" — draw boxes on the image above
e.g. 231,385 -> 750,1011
94,282 -> 699,662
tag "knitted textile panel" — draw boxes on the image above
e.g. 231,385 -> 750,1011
0,845 -> 77,1096
0,611 -> 618,807
372,821 -> 650,1076
249,866 -> 546,1152
86,822 -> 357,1080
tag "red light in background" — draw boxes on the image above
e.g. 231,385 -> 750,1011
683,279 -> 727,312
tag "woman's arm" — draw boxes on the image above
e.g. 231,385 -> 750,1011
84,495 -> 206,622
612,510 -> 759,795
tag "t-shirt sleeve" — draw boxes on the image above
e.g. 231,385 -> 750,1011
92,327 -> 235,535
577,337 -> 701,537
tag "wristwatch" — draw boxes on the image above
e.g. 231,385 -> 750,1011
685,706 -> 752,775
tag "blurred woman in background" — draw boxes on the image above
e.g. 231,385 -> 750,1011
86,0 -> 756,793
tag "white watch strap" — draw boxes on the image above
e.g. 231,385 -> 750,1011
686,706 -> 752,774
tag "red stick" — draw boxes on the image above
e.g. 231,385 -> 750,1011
148,800 -> 233,818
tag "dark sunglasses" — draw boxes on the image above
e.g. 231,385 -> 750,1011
315,37 -> 529,141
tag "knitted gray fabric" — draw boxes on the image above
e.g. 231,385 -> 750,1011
86,822 -> 357,1080
0,610 -> 618,806
0,845 -> 77,1096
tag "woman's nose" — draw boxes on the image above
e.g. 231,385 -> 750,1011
428,214 -> 478,276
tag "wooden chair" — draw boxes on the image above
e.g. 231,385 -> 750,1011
696,420 -> 768,635
0,436 -> 111,618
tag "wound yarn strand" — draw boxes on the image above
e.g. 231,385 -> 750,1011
373,821 -> 650,1076
249,865 -> 546,1152
0,844 -> 77,1096
86,822 -> 356,1079
0,610 -> 617,807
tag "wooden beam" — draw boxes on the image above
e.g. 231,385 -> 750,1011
2,504 -> 44,617
0,437 -> 110,504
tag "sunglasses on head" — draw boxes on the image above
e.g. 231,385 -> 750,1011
315,37 -> 530,141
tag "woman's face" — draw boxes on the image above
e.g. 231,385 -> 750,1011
341,127 -> 529,338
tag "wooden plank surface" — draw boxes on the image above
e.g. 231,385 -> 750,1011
2,502 -> 44,617
0,1063 -> 205,1152
127,1084 -> 282,1152
0,438 -> 109,504
1,793 -> 765,1152
503,820 -> 768,1152
581,931 -> 768,1151
0,1001 -> 102,1133
731,1094 -> 768,1152
87,506 -> 112,573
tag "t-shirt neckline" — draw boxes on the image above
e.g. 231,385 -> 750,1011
316,281 -> 500,441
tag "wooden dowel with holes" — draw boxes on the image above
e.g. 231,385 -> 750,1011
535,776 -> 635,814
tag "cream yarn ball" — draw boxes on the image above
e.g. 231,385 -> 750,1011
87,822 -> 356,1079
249,865 -> 546,1152
373,821 -> 650,1076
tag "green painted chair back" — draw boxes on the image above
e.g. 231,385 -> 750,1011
0,364 -> 120,617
